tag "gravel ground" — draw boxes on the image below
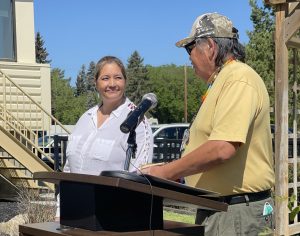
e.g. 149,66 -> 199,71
0,201 -> 19,222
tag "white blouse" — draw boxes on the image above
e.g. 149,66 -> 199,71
63,98 -> 153,175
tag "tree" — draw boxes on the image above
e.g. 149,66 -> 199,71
75,65 -> 87,96
86,61 -> 96,92
35,32 -> 51,64
51,68 -> 85,124
126,51 -> 150,104
245,0 -> 275,113
246,0 -> 300,125
147,64 -> 206,123
86,61 -> 98,109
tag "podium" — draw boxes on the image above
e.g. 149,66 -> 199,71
24,171 -> 227,235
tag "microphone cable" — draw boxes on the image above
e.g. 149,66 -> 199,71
130,162 -> 155,236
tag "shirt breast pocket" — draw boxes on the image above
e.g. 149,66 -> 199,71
90,138 -> 115,161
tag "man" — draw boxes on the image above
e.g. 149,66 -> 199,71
142,13 -> 275,235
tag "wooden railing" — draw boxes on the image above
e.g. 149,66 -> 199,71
0,69 -> 71,169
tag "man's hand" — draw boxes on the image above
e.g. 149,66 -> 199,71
140,163 -> 167,179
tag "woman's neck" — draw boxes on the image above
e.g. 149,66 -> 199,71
99,97 -> 125,115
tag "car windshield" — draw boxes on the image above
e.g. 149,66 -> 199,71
38,136 -> 53,146
151,127 -> 160,133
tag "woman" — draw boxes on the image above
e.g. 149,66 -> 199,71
56,56 -> 153,219
64,56 -> 153,174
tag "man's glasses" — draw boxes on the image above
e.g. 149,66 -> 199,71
184,40 -> 196,55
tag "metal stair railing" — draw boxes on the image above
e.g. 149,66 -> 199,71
0,69 -> 71,171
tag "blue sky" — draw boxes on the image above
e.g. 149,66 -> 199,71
34,0 -> 254,85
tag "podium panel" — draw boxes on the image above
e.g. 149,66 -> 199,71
60,180 -> 163,231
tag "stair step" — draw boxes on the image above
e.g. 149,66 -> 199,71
0,156 -> 13,159
11,176 -> 34,180
29,186 -> 53,191
0,166 -> 26,170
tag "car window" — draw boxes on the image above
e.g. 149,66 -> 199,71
38,136 -> 52,146
151,127 -> 159,133
177,127 -> 188,139
156,127 -> 178,139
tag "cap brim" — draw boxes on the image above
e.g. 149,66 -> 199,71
175,37 -> 194,48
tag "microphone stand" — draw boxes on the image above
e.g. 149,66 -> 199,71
124,129 -> 137,171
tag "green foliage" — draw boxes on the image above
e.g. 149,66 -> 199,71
246,0 -> 300,126
288,194 -> 300,222
126,51 -> 150,104
75,65 -> 87,96
35,32 -> 51,64
51,60 -> 99,124
86,61 -> 96,92
86,61 -> 98,109
147,64 -> 206,123
245,0 -> 275,112
51,68 -> 86,124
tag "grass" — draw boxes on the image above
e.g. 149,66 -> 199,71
163,210 -> 196,224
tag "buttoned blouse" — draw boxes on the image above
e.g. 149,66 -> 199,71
63,98 -> 153,175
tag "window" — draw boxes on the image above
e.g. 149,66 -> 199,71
156,127 -> 178,140
0,0 -> 15,60
177,127 -> 188,139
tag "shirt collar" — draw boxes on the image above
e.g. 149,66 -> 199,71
111,97 -> 129,118
87,98 -> 129,119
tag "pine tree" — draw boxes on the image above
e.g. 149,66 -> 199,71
75,65 -> 87,96
86,61 -> 98,109
126,51 -> 149,104
86,61 -> 96,92
35,32 -> 51,64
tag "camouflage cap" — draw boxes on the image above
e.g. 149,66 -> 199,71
176,13 -> 238,47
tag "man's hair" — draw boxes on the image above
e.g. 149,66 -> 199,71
196,37 -> 245,67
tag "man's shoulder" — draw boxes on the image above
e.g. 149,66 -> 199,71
223,61 -> 262,85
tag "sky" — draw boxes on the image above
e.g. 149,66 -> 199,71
34,0 -> 254,85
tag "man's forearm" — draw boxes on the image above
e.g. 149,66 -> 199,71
150,140 -> 239,180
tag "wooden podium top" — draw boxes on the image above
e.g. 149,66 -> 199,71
34,171 -> 227,212
19,221 -> 204,236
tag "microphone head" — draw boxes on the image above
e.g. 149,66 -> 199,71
142,93 -> 158,109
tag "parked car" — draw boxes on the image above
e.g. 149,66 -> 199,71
151,123 -> 189,163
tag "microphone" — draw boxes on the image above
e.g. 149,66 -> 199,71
120,93 -> 157,133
